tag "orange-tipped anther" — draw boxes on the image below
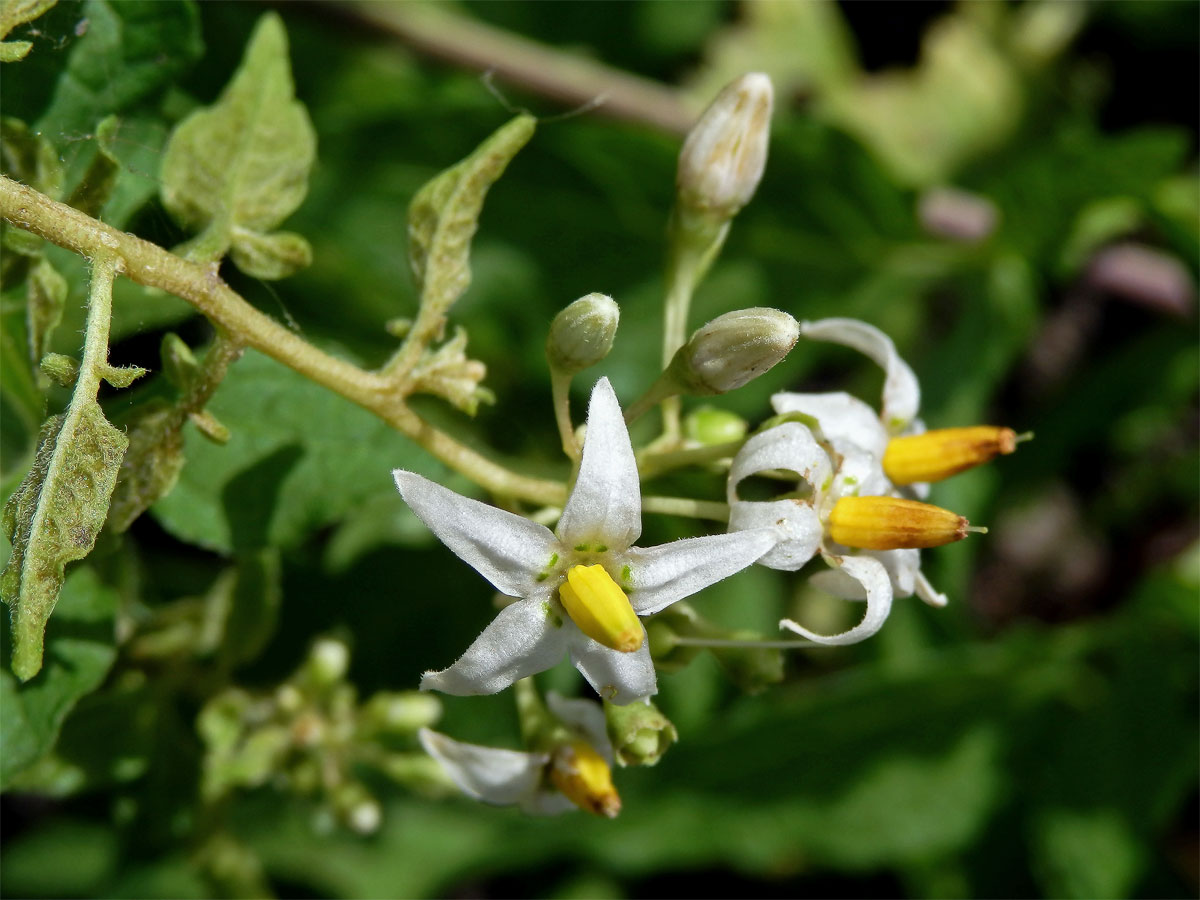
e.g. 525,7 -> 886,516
829,496 -> 977,550
883,426 -> 1019,485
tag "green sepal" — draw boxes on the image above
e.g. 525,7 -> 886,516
160,12 -> 316,275
1,403 -> 128,680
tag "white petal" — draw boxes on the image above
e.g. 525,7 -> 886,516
622,529 -> 779,616
830,444 -> 893,501
770,391 -> 889,459
394,470 -> 558,597
556,378 -> 641,552
545,692 -> 613,764
807,565 -> 866,599
914,570 -> 948,607
873,548 -> 919,597
569,636 -> 657,705
781,554 -> 893,645
418,728 -> 547,806
728,499 -> 821,571
420,597 -> 571,696
727,421 -> 832,502
799,318 -> 920,433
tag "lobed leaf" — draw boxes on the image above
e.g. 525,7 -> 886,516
160,12 -> 315,277
407,113 -> 536,314
1,401 -> 126,679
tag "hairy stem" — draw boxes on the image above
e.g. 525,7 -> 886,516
0,176 -> 566,506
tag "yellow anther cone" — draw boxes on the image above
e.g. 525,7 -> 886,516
829,496 -> 975,550
549,740 -> 621,818
883,426 -> 1018,485
558,565 -> 644,653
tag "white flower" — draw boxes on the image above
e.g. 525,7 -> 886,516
394,378 -> 778,704
727,318 -> 948,646
419,692 -> 617,816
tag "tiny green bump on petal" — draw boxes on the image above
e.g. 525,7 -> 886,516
541,601 -> 563,628
575,544 -> 588,552
621,565 -> 631,582
597,545 -> 608,552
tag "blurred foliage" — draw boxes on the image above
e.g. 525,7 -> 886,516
1,1 -> 1197,898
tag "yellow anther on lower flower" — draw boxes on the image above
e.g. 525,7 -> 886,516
558,564 -> 644,653
883,426 -> 1019,485
829,496 -> 979,550
549,739 -> 621,818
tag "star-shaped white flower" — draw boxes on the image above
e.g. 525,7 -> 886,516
419,692 -> 615,816
394,378 -> 778,704
727,318 -> 947,645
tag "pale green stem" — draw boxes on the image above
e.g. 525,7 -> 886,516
641,495 -> 729,522
669,636 -> 825,649
638,439 -> 745,480
0,176 -> 566,507
623,375 -> 678,427
549,370 -> 580,460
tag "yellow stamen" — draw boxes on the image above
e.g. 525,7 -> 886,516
883,426 -> 1019,485
549,740 -> 621,818
558,564 -> 644,653
829,496 -> 975,550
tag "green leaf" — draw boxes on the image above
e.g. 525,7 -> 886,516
36,0 -> 203,137
160,12 -> 315,277
151,349 -> 449,553
27,255 -> 66,367
0,566 -> 118,788
104,399 -> 186,535
407,113 -> 536,313
63,115 -> 121,218
0,115 -> 63,196
0,0 -> 56,62
1,403 -> 126,679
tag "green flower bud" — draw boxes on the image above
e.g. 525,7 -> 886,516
39,353 -> 78,387
305,637 -> 349,686
677,73 -> 773,223
604,699 -> 678,767
668,307 -> 798,395
546,292 -> 620,374
685,405 -> 748,445
361,691 -> 442,735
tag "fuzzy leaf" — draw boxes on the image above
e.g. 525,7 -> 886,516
407,113 -> 535,313
105,400 -> 186,535
0,0 -> 56,62
0,116 -> 63,196
1,401 -> 127,680
36,0 -> 203,138
0,566 -> 118,788
160,13 -> 315,275
27,256 -> 66,367
64,116 -> 121,218
229,229 -> 312,280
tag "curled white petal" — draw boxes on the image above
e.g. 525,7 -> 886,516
622,529 -> 779,616
728,499 -> 821,571
799,318 -> 920,433
829,444 -> 893,502
770,391 -> 889,459
914,570 -> 949,607
394,470 -> 557,597
781,554 -> 893,645
727,422 -> 831,502
420,598 -> 571,696
569,637 -> 657,705
556,377 -> 641,552
418,728 -> 547,806
545,692 -> 614,765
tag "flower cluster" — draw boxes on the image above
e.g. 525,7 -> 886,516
727,317 -> 1017,644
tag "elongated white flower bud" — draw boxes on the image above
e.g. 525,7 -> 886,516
546,293 -> 620,374
669,307 -> 799,395
676,73 -> 773,222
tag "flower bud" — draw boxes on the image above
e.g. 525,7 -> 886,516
604,699 -> 678,767
684,406 -> 748,445
669,308 -> 799,395
546,293 -> 619,374
305,637 -> 349,686
361,691 -> 442,735
677,73 -> 773,222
